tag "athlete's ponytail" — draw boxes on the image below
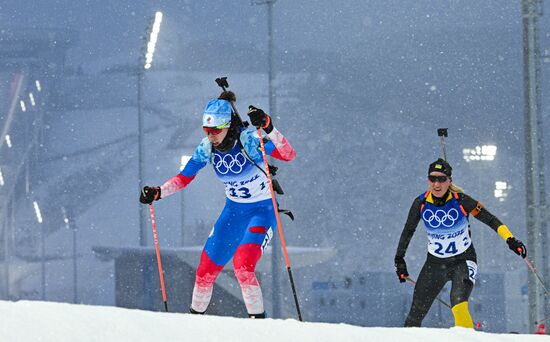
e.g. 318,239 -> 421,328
450,183 -> 464,193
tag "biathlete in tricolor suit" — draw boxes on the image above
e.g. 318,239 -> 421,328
394,158 -> 527,328
139,91 -> 295,318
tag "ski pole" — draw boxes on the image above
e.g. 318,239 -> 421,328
437,128 -> 448,161
149,204 -> 168,312
523,257 -> 550,297
405,277 -> 452,309
214,77 -> 303,321
523,257 -> 550,333
256,127 -> 303,322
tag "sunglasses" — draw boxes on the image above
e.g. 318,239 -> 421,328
428,175 -> 449,183
203,127 -> 223,135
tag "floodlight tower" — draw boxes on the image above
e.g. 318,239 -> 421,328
521,0 -> 549,330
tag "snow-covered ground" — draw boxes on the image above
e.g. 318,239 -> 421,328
1,300 -> 548,342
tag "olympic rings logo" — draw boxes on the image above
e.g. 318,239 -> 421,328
213,152 -> 247,174
422,208 -> 460,228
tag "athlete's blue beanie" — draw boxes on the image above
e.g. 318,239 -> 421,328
202,99 -> 232,128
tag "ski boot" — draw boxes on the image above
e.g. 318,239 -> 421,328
189,307 -> 205,315
249,312 -> 266,319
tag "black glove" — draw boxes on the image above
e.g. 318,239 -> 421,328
247,105 -> 273,134
507,237 -> 527,258
394,256 -> 409,283
140,186 -> 161,204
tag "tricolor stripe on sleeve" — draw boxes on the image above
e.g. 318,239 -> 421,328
266,127 -> 296,161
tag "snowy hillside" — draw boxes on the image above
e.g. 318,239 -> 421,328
1,300 -> 547,342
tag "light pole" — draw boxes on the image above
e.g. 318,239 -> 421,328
2,198 -> 9,299
138,11 -> 163,247
252,0 -> 280,318
521,0 -> 549,330
138,66 -> 145,246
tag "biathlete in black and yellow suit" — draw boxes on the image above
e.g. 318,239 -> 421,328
394,158 -> 527,328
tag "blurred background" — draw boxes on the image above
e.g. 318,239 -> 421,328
1,0 -> 549,334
